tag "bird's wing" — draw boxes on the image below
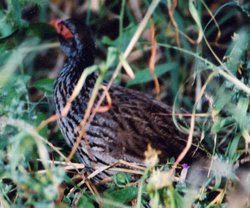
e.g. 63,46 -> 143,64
94,84 -> 206,163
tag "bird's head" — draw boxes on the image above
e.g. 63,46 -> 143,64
51,18 -> 95,67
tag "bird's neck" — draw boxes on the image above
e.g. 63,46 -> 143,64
58,57 -> 97,96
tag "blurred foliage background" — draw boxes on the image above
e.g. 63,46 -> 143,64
0,0 -> 249,207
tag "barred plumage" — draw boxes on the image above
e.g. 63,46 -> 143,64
52,18 -> 207,178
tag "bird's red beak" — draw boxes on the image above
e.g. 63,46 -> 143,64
50,19 -> 73,39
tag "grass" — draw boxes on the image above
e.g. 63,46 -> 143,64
0,0 -> 250,207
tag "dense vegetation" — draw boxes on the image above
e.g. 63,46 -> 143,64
0,0 -> 249,207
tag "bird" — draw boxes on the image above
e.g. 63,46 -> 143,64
51,18 -> 207,179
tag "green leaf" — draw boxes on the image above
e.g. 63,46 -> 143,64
226,134 -> 241,161
232,97 -> 249,130
0,39 -> 37,86
213,84 -> 233,112
10,0 -> 22,25
224,29 -> 250,74
112,173 -> 131,187
106,47 -> 118,68
0,75 -> 30,112
102,24 -> 137,51
77,195 -> 95,208
188,0 -> 203,41
34,112 -> 48,138
103,186 -> 138,207
102,36 -> 114,46
33,78 -> 54,96
127,63 -> 177,86
211,117 -> 235,133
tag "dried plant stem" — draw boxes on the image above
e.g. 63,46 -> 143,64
170,72 -> 217,175
149,20 -> 160,97
167,0 -> 181,47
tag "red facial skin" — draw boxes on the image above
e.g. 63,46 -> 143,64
50,19 -> 73,39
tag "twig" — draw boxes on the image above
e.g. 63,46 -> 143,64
149,20 -> 160,97
92,85 -> 112,113
167,0 -> 181,47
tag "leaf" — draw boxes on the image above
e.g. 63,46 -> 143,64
0,39 -> 38,86
112,173 -> 131,187
232,97 -> 249,129
103,187 -> 138,207
211,117 -> 235,133
106,47 -> 118,68
127,63 -> 177,86
10,0 -> 22,25
102,24 -> 137,51
33,78 -> 54,96
34,112 -> 49,138
188,0 -> 203,42
224,29 -> 250,74
102,36 -> 114,46
77,195 -> 95,208
226,134 -> 241,161
213,84 -> 233,112
0,75 -> 30,107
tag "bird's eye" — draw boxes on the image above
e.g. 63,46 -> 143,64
59,24 -> 73,39
59,24 -> 64,32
